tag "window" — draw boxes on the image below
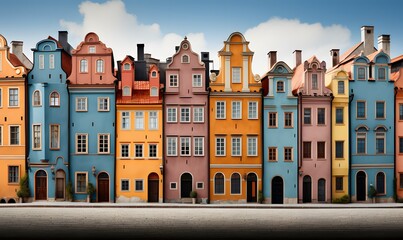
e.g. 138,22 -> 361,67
303,142 -> 311,158
50,124 -> 60,149
169,75 -> 178,87
376,172 -> 385,194
76,134 -> 88,154
356,101 -> 366,118
378,68 -> 386,80
9,88 -> 18,106
248,102 -> 258,119
376,101 -> 385,119
96,59 -> 104,73
335,177 -> 343,191
121,180 -> 129,191
304,108 -> 311,124
135,144 -> 143,158
400,104 -> 403,120
32,125 -> 41,150
76,97 -> 87,111
312,74 -> 318,89
180,108 -> 190,122
375,132 -> 385,154
336,108 -> 344,124
180,137 -> 191,156
196,182 -> 204,189
317,108 -> 325,125
357,67 -> 366,80
400,173 -> 403,189
89,46 -> 96,53
193,107 -> 204,123
8,166 -> 19,183
317,142 -> 325,158
149,111 -> 158,130
0,89 -> 2,107
284,112 -> 293,128
0,126 -> 2,145
50,92 -> 60,106
76,173 -> 87,193
276,81 -> 284,92
149,144 -> 157,158
123,87 -> 131,96
268,112 -> 277,127
193,74 -> 202,87
357,132 -> 366,154
135,111 -> 144,129
231,101 -> 241,119
98,97 -> 109,111
39,54 -> 44,69
214,173 -> 224,194
247,137 -> 257,156
170,182 -> 177,190
232,67 -> 241,83
121,112 -> 130,130
121,144 -> 129,158
284,147 -> 293,161
338,81 -> 345,94
33,90 -> 41,106
123,63 -> 131,70
98,134 -> 109,154
167,137 -> 177,156
230,173 -> 241,194
150,87 -> 158,97
194,137 -> 204,156
167,108 -> 177,122
335,141 -> 344,158
216,137 -> 225,156
80,59 -> 88,73
231,137 -> 241,156
151,71 -> 157,77
268,147 -> 277,161
216,101 -> 226,119
10,126 -> 19,145
182,55 -> 189,63
49,54 -> 54,69
135,180 -> 143,191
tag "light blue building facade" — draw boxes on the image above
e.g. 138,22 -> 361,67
27,32 -> 72,201
262,53 -> 298,204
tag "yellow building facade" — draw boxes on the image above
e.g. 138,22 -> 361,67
326,68 -> 350,201
0,35 -> 28,203
209,32 -> 262,203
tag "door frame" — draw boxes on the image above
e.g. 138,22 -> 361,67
303,175 -> 312,203
55,169 -> 66,200
317,178 -> 326,202
356,171 -> 367,201
246,172 -> 258,203
97,172 -> 110,203
35,169 -> 48,201
180,172 -> 193,199
148,172 -> 159,202
271,176 -> 284,204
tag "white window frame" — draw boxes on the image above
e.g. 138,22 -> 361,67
98,134 -> 110,154
0,125 -> 3,146
75,172 -> 88,193
149,144 -> 158,158
194,137 -> 204,156
215,137 -> 226,156
375,132 -> 386,154
248,102 -> 258,119
76,133 -> 88,154
32,124 -> 42,150
121,111 -> 130,130
284,112 -> 293,128
33,90 -> 41,107
123,63 -> 131,70
232,67 -> 241,83
50,124 -> 60,150
76,97 -> 87,112
123,86 -> 131,96
167,107 -> 177,123
193,107 -> 204,123
49,54 -> 54,69
39,54 -> 45,69
97,97 -> 109,112
150,87 -> 158,97
312,73 -> 318,89
231,101 -> 242,119
231,137 -> 242,156
0,88 -> 2,107
375,101 -> 386,119
247,137 -> 257,156
135,179 -> 144,192
9,125 -> 20,145
356,100 -> 367,119
135,111 -> 144,130
180,107 -> 191,123
135,144 -> 144,158
192,74 -> 202,87
96,59 -> 104,73
356,132 -> 367,154
80,59 -> 88,73
8,165 -> 19,184
169,74 -> 178,87
180,137 -> 191,156
167,137 -> 177,156
50,91 -> 60,107
276,81 -> 284,92
170,182 -> 177,190
120,179 -> 130,192
8,88 -> 19,107
89,46 -> 96,53
148,111 -> 158,130
120,144 -> 130,158
357,67 -> 366,80
216,101 -> 226,119
378,67 -> 386,80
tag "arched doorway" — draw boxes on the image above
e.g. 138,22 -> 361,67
181,173 -> 192,198
303,175 -> 312,203
35,170 -> 47,200
148,172 -> 159,202
97,172 -> 109,202
318,178 -> 326,202
272,176 -> 284,204
0,199 -> 6,204
55,170 -> 65,200
356,171 -> 366,201
247,173 -> 257,202
7,198 -> 16,203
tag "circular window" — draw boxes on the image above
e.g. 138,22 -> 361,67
277,66 -> 284,73
182,43 -> 189,50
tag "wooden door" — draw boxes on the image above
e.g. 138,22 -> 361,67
356,171 -> 366,201
55,170 -> 65,200
97,172 -> 109,202
247,173 -> 257,202
272,176 -> 283,204
317,179 -> 326,202
181,173 -> 192,198
148,173 -> 159,202
35,170 -> 47,200
303,175 -> 312,203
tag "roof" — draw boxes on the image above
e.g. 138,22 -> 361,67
9,53 -> 24,68
116,87 -> 163,105
291,63 -> 304,94
339,42 -> 362,62
392,68 -> 403,87
391,55 -> 403,63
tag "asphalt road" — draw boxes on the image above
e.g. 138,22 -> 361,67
0,207 -> 402,239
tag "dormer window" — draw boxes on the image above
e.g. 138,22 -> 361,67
312,74 -> 318,89
150,87 -> 158,97
123,87 -> 131,96
123,63 -> 131,70
276,81 -> 284,92
151,71 -> 157,77
357,67 -> 366,80
181,55 -> 189,63
378,67 -> 386,80
338,81 -> 345,94
89,46 -> 96,53
232,67 -> 241,83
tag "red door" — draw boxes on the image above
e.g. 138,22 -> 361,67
97,172 -> 109,202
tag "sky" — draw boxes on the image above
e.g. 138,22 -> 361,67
1,0 -> 403,76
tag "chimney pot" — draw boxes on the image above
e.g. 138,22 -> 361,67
268,51 -> 277,69
361,26 -> 374,56
293,50 -> 302,68
378,34 -> 390,56
330,49 -> 340,67
137,44 -> 145,61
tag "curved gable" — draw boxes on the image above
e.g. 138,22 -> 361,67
354,56 -> 369,64
374,53 -> 389,64
270,61 -> 293,74
167,37 -> 204,68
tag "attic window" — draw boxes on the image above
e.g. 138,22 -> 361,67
123,87 -> 131,96
123,63 -> 131,70
150,87 -> 158,97
89,46 -> 96,53
151,71 -> 157,77
182,55 -> 189,63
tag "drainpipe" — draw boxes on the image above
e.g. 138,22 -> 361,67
330,93 -> 334,202
260,87 -> 264,202
298,91 -> 302,203
348,89 -> 354,202
394,86 -> 397,202
24,72 -> 29,186
66,80 -> 72,193
207,86 -> 211,204
162,84 -> 166,203
114,79 -> 118,203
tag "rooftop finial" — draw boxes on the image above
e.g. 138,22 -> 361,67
184,36 -> 187,40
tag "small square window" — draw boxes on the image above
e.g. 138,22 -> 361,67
135,180 -> 144,191
170,182 -> 177,190
196,182 -> 204,189
121,180 -> 129,191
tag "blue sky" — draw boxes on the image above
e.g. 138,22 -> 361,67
1,0 -> 402,75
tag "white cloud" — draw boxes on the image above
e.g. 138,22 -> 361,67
60,0 -> 207,65
245,17 -> 352,75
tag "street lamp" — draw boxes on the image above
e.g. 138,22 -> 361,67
92,166 -> 96,176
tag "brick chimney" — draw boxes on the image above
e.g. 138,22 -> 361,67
378,34 -> 390,56
268,51 -> 277,69
330,49 -> 340,67
361,26 -> 374,56
293,50 -> 302,68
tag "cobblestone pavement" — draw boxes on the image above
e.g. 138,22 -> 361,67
0,206 -> 402,239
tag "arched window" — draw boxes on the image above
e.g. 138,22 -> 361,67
96,59 -> 104,73
33,90 -> 41,106
123,86 -> 131,96
182,55 -> 189,63
123,63 -> 131,70
376,172 -> 385,194
214,173 -> 224,194
50,91 -> 60,107
230,173 -> 241,194
151,71 -> 157,77
80,59 -> 88,73
150,87 -> 158,97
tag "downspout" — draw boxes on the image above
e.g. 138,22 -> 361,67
260,87 -> 264,202
348,89 -> 354,202
298,91 -> 302,203
114,79 -> 118,203
24,73 -> 29,183
162,84 -> 166,203
66,80 -> 72,190
330,93 -> 334,202
207,86 -> 211,204
394,86 -> 398,202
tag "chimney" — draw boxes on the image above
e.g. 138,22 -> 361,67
175,46 -> 179,52
201,52 -> 211,90
58,31 -> 68,48
378,34 -> 390,56
11,41 -> 23,56
268,51 -> 277,69
361,26 -> 374,56
330,49 -> 340,67
137,44 -> 145,61
294,50 -> 302,68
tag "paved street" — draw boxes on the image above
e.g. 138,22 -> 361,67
1,206 -> 403,239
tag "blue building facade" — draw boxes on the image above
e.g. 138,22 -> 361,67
262,53 -> 298,204
349,50 -> 395,203
27,32 -> 72,201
